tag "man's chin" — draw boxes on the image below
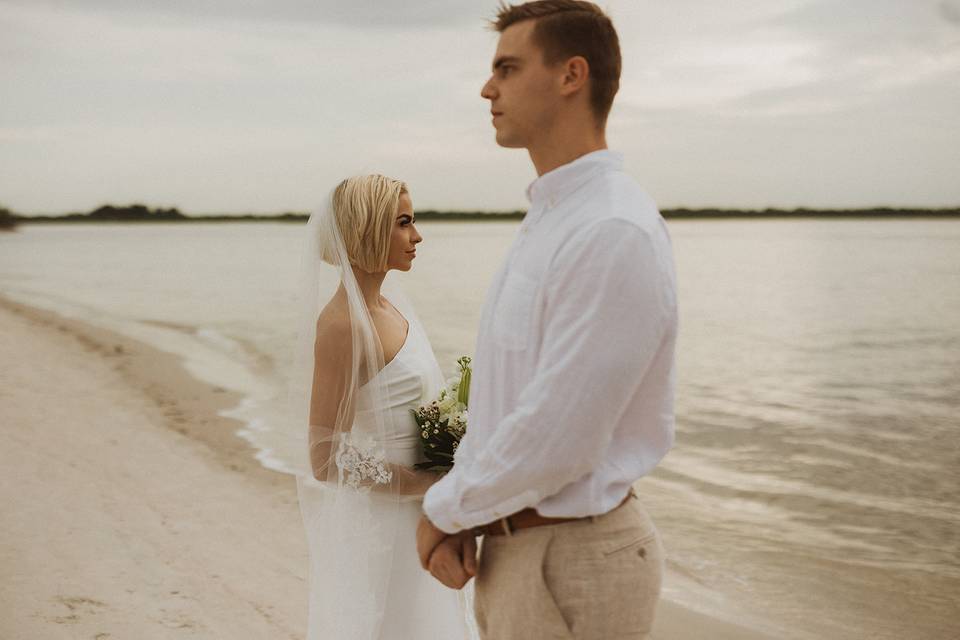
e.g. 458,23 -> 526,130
494,129 -> 526,149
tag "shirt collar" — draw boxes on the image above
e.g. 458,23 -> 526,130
525,149 -> 624,208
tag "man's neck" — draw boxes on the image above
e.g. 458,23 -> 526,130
527,124 -> 608,177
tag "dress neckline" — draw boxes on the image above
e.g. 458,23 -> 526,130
358,299 -> 411,389
381,297 -> 411,369
382,319 -> 411,369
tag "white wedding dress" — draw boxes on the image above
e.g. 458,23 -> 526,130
350,316 -> 476,640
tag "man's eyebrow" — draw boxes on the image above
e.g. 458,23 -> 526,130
493,55 -> 521,71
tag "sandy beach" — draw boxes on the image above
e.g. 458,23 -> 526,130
0,295 -> 779,639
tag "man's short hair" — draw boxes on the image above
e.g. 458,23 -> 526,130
492,0 -> 621,126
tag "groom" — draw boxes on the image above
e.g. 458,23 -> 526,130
417,1 -> 678,637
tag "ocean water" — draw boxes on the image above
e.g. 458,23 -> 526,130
1,219 -> 958,639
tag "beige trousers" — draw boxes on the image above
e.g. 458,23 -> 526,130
473,494 -> 664,640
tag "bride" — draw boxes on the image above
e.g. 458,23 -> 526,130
290,174 -> 479,639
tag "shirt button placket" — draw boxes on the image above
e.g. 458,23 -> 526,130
522,204 -> 543,236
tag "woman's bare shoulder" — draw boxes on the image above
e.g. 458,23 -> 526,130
315,298 -> 351,353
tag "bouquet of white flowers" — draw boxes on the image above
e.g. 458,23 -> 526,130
412,356 -> 471,472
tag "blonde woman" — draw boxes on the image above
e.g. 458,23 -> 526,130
291,174 -> 479,639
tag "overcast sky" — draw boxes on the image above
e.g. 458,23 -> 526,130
2,0 -> 959,214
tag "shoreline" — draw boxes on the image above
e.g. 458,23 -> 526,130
0,295 -> 274,484
0,294 -> 781,639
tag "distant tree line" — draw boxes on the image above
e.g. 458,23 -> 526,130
661,207 -> 960,219
15,207 -> 528,223
414,210 -> 526,220
0,206 -> 18,231
54,204 -> 186,222
8,204 -> 960,224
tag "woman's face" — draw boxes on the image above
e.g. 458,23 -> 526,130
385,192 -> 422,272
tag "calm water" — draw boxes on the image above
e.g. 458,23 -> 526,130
2,220 -> 958,639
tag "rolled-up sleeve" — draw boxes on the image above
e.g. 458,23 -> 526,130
423,218 -> 676,534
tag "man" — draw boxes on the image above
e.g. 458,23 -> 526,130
416,1 -> 678,637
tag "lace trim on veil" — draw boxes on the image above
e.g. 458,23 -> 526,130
335,435 -> 394,489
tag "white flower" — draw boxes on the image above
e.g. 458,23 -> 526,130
438,395 -> 457,415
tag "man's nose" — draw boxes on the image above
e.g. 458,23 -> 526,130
480,76 -> 496,100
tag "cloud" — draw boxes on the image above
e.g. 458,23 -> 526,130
1,0 -> 958,212
766,0 -> 958,55
0,0 -> 494,28
657,0 -> 960,118
940,0 -> 960,25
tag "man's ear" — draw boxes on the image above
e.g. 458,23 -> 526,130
559,55 -> 590,97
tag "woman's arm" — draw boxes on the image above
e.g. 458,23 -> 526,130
308,317 -> 443,497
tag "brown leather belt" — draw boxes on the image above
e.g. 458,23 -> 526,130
473,488 -> 638,538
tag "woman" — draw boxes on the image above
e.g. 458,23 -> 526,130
291,175 -> 479,639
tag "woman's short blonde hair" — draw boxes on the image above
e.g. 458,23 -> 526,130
326,174 -> 407,272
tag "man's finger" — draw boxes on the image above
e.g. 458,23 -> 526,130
462,534 -> 478,576
417,539 -> 433,570
429,556 -> 458,588
416,515 -> 447,570
436,545 -> 468,587
430,540 -> 469,589
429,552 -> 457,588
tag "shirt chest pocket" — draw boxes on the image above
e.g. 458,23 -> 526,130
491,271 -> 539,351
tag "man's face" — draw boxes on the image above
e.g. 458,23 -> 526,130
480,20 -> 561,148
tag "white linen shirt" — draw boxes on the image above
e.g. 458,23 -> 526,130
422,149 -> 678,534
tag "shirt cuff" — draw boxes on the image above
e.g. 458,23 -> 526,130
422,471 -> 465,534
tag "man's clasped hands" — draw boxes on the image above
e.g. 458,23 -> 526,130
416,513 -> 479,590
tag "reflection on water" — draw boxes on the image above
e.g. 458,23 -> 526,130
2,219 -> 959,639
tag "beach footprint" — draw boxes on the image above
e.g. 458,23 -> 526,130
48,595 -> 108,625
154,607 -> 203,632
